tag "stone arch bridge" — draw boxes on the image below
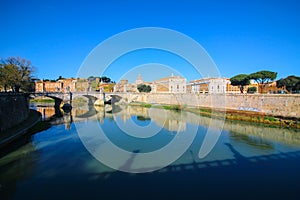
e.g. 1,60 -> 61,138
29,92 -> 135,107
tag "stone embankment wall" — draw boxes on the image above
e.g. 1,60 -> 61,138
0,93 -> 29,132
132,93 -> 300,118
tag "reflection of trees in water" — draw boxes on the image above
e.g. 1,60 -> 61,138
229,131 -> 274,150
0,142 -> 39,199
224,120 -> 300,147
136,115 -> 151,121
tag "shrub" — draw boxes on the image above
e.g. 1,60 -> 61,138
247,87 -> 257,94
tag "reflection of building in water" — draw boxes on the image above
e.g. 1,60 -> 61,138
36,107 -> 56,120
35,106 -> 72,130
114,106 -> 186,132
147,108 -> 187,132
163,119 -> 186,132
118,106 -> 149,122
74,108 -> 90,116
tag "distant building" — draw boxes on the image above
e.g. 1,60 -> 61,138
115,75 -> 146,93
115,79 -> 137,92
257,81 -> 285,94
35,78 -> 76,92
187,78 -> 282,94
135,74 -> 144,85
58,78 -> 77,92
188,78 -> 229,94
35,80 -> 62,92
75,78 -> 89,92
152,75 -> 186,93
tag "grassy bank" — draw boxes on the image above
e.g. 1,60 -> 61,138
129,102 -> 300,129
30,98 -> 55,103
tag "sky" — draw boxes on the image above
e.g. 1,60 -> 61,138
1,0 -> 300,82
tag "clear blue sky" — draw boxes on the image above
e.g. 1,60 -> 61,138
1,0 -> 299,82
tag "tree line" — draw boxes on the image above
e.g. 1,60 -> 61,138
230,70 -> 300,93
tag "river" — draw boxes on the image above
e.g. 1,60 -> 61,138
0,103 -> 300,199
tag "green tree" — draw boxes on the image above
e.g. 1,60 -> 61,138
56,75 -> 64,81
137,84 -> 151,93
276,75 -> 300,93
249,70 -> 277,93
100,76 -> 111,83
0,57 -> 35,92
90,80 -> 99,91
247,86 -> 257,94
230,74 -> 250,93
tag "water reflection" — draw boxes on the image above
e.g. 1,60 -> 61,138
0,142 -> 39,199
34,103 -> 300,147
1,103 -> 300,199
32,102 -> 300,172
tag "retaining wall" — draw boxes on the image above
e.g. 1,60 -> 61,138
0,93 -> 29,132
134,93 -> 300,118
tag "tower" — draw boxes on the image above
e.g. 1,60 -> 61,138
136,74 -> 143,85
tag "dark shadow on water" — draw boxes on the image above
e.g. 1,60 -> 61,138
1,138 -> 300,199
224,142 -> 250,165
119,149 -> 140,172
85,147 -> 300,200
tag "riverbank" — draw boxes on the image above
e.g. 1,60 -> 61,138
127,93 -> 300,119
0,109 -> 50,149
29,97 -> 55,103
129,102 -> 300,129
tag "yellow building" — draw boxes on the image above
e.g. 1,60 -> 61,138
35,78 -> 77,92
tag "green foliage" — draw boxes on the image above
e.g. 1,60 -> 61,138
264,116 -> 278,122
56,75 -> 64,81
247,86 -> 257,93
162,105 -> 171,110
276,75 -> 300,93
170,104 -> 181,111
249,70 -> 277,93
230,74 -> 250,93
141,103 -> 152,108
87,76 -> 112,83
137,84 -> 151,93
137,115 -> 151,121
0,57 -> 35,92
200,108 -> 211,113
90,80 -> 99,91
30,98 -> 55,103
100,76 -> 111,83
163,104 -> 181,111
249,70 -> 277,82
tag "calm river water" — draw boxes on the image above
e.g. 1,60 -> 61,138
1,103 -> 300,199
